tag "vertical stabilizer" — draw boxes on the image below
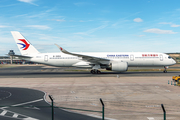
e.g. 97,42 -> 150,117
11,31 -> 39,55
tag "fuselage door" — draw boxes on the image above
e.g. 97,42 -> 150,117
44,55 -> 48,62
130,54 -> 134,61
160,54 -> 163,61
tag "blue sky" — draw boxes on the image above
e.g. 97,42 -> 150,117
0,0 -> 180,55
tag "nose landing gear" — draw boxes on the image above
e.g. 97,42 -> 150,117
163,66 -> 168,73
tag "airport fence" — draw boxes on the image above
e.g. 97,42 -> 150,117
0,99 -> 174,120
48,95 -> 104,120
0,95 -> 105,120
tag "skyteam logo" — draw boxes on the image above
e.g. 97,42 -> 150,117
17,39 -> 30,50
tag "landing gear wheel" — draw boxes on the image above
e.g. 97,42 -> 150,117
90,69 -> 101,74
97,70 -> 101,74
91,70 -> 95,74
163,66 -> 168,73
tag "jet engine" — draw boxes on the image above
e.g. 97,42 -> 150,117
106,61 -> 128,72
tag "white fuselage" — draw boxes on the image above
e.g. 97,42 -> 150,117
23,52 -> 176,68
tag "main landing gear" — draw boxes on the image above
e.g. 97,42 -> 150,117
90,69 -> 101,74
163,66 -> 168,73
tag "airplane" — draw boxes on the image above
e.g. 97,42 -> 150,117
10,31 -> 176,74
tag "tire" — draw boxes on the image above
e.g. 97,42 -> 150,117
97,70 -> 101,74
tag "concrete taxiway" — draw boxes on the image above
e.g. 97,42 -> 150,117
0,65 -> 180,78
0,65 -> 180,120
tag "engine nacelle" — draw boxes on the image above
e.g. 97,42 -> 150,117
106,61 -> 128,72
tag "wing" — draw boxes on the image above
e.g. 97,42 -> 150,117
8,54 -> 32,59
55,44 -> 110,64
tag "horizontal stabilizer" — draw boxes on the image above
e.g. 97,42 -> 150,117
8,54 -> 32,58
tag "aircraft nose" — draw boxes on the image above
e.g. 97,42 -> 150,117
173,59 -> 176,64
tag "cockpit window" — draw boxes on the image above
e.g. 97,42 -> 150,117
168,56 -> 172,59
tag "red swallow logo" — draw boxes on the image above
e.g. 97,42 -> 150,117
17,39 -> 30,50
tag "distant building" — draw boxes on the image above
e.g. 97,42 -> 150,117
0,56 -> 35,64
0,50 -> 37,64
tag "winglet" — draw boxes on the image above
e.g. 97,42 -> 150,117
55,44 -> 69,54
55,44 -> 62,51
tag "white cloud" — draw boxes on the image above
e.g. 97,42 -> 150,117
171,24 -> 180,27
56,19 -> 65,22
13,14 -> 28,18
138,35 -> 145,37
74,32 -> 88,35
79,20 -> 85,22
74,24 -> 107,35
74,2 -> 86,6
0,25 -> 10,28
159,22 -> 172,25
79,20 -> 93,22
25,25 -> 51,30
0,4 -> 18,8
50,19 -> 65,22
88,24 -> 107,34
144,28 -> 177,34
159,22 -> 180,27
17,0 -> 38,6
18,0 -> 33,2
133,18 -> 143,22
74,2 -> 94,6
111,20 -> 129,27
